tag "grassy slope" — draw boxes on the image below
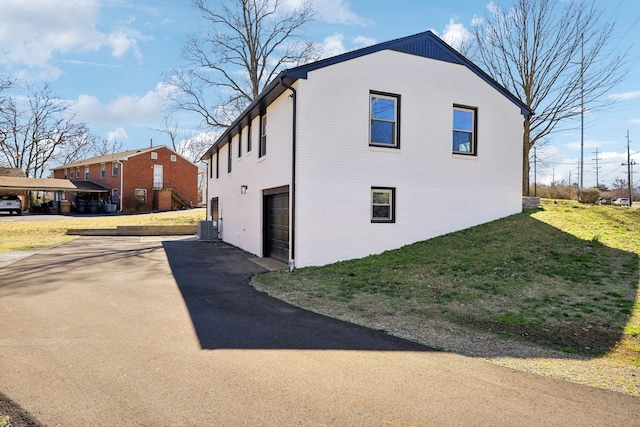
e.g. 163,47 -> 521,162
254,200 -> 640,364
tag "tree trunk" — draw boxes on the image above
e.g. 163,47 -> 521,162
522,119 -> 531,196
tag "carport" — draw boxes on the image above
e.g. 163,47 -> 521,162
0,176 -> 109,213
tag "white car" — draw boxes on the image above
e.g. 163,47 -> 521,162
0,194 -> 22,215
618,198 -> 630,207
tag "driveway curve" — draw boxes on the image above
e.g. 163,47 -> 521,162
0,237 -> 638,426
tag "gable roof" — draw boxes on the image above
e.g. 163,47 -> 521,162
51,145 -> 195,170
202,30 -> 532,160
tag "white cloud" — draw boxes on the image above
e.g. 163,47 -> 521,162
437,19 -> 473,51
284,0 -> 372,26
71,82 -> 165,127
609,91 -> 640,101
321,33 -> 348,57
107,127 -> 129,142
0,0 -> 146,77
319,33 -> 376,58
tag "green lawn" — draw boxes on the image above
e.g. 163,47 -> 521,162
0,209 -> 206,251
253,199 -> 640,364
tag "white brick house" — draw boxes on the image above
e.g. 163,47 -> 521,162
202,31 -> 532,269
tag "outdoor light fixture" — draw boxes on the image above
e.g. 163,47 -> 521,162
240,185 -> 248,194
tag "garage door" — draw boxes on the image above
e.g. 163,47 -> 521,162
264,188 -> 289,263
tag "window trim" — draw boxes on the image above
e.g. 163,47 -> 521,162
215,150 -> 219,179
247,122 -> 252,153
100,163 -> 106,179
452,104 -> 478,156
369,91 -> 400,149
238,128 -> 242,158
227,140 -> 232,173
371,187 -> 396,223
84,166 -> 89,181
112,162 -> 118,177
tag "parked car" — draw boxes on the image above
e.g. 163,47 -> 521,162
0,194 -> 22,215
596,197 -> 611,205
611,198 -> 620,206
618,198 -> 630,206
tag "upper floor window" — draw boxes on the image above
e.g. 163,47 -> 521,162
76,168 -> 80,179
259,114 -> 267,158
215,150 -> 219,179
151,152 -> 158,160
238,128 -> 242,158
170,155 -> 177,162
370,92 -> 400,148
112,162 -> 118,176
227,140 -> 232,173
453,105 -> 477,155
247,122 -> 252,153
63,169 -> 67,179
100,163 -> 106,179
84,166 -> 90,181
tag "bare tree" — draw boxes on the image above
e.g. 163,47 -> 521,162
54,133 -> 124,166
154,115 -> 217,166
471,0 -> 628,195
0,82 -> 89,178
165,0 -> 320,128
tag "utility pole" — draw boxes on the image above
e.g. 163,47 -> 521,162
593,148 -> 601,188
580,33 -> 585,190
622,130 -> 637,203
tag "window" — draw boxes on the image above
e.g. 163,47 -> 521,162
151,152 -> 158,160
76,168 -> 80,179
215,150 -> 219,179
453,106 -> 477,155
247,122 -> 252,152
259,113 -> 267,158
371,187 -> 395,223
135,188 -> 147,203
370,92 -> 400,148
170,155 -> 177,162
209,154 -> 213,178
100,163 -> 106,179
227,140 -> 232,173
112,162 -> 118,176
238,129 -> 242,158
84,166 -> 89,181
63,169 -> 67,179
111,188 -> 118,203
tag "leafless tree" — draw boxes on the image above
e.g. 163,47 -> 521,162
54,133 -> 124,166
165,0 -> 320,128
0,82 -> 89,178
153,115 -> 214,166
471,0 -> 629,195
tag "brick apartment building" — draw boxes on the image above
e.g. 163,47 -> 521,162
52,146 -> 199,213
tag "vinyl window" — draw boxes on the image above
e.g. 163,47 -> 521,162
370,92 -> 400,148
453,105 -> 477,155
371,187 -> 395,223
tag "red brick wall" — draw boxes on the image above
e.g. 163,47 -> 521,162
52,147 -> 199,213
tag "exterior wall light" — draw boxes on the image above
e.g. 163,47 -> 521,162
240,185 -> 248,194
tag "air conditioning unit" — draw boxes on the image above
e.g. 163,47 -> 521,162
197,220 -> 218,241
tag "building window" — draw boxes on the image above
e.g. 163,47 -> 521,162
370,92 -> 400,148
209,154 -> 213,178
247,122 -> 252,152
227,140 -> 232,173
259,113 -> 267,158
63,169 -> 67,179
151,152 -> 158,160
215,150 -> 219,179
76,168 -> 80,179
112,162 -> 118,176
84,166 -> 89,181
238,129 -> 242,158
100,163 -> 106,179
170,155 -> 177,162
453,105 -> 477,155
111,188 -> 118,204
135,188 -> 147,203
371,187 -> 395,223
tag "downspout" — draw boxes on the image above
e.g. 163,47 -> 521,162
116,160 -> 124,212
279,75 -> 296,272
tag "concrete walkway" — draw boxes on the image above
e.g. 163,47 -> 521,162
0,237 -> 638,426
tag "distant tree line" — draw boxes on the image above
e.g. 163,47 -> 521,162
531,177 -> 639,203
0,78 -> 121,178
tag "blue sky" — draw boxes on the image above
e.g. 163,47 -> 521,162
0,0 -> 638,188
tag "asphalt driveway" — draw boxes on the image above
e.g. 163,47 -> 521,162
0,237 -> 639,426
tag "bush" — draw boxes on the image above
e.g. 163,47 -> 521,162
577,188 -> 601,204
